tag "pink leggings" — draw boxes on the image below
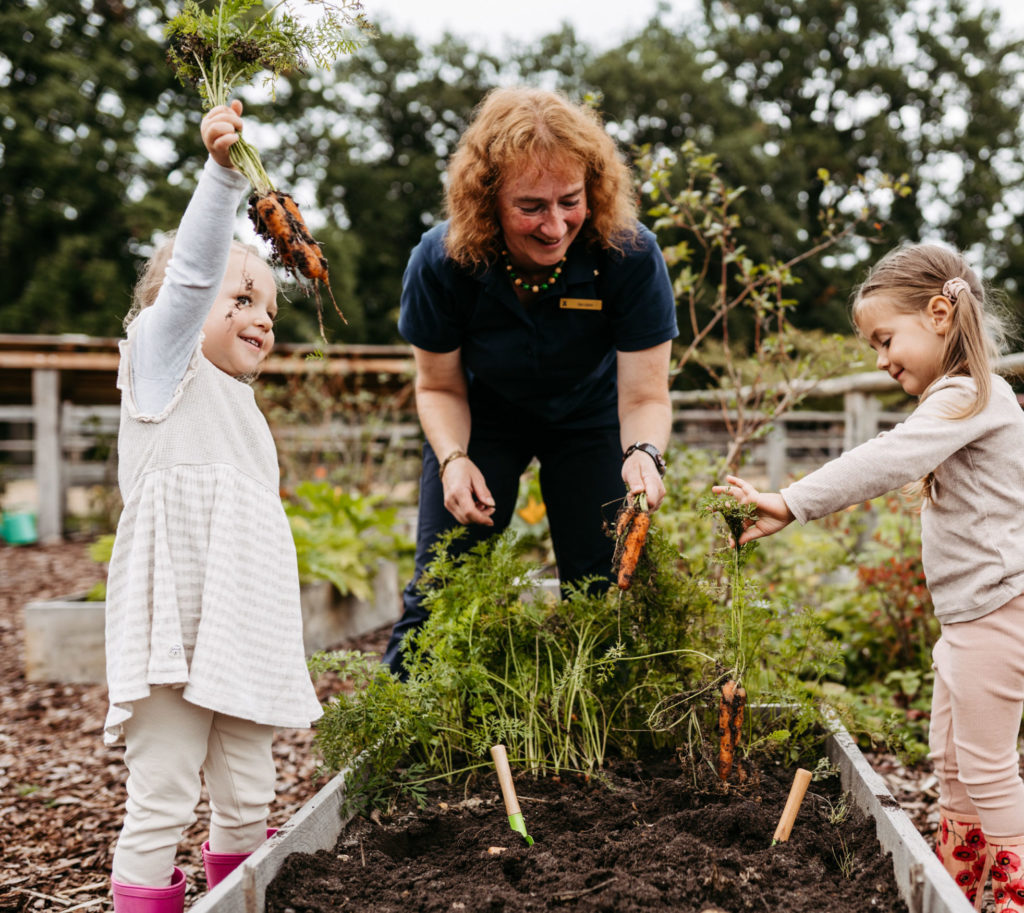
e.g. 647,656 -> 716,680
930,593 -> 1024,839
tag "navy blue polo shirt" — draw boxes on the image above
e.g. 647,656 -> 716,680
398,221 -> 678,431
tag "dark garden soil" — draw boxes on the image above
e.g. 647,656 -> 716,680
265,752 -> 909,913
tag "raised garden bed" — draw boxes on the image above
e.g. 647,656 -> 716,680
186,712 -> 972,913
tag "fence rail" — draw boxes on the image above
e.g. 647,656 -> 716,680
5,335 -> 1024,541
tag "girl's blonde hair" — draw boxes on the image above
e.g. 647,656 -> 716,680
443,87 -> 638,270
852,242 -> 1009,420
124,232 -> 265,329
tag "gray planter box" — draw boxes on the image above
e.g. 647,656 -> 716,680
22,561 -> 401,684
22,591 -> 104,684
189,709 -> 973,913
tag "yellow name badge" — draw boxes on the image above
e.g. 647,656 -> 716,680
559,298 -> 603,311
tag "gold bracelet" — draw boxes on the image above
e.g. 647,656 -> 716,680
438,448 -> 468,480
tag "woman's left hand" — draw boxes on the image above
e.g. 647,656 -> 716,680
617,342 -> 673,511
623,450 -> 666,510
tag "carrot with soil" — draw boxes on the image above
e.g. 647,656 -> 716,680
165,0 -> 372,335
614,492 -> 651,590
717,677 -> 746,781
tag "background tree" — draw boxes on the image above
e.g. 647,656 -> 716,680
693,0 -> 1024,329
3,0 -> 1021,347
0,0 -> 200,336
256,30 -> 506,343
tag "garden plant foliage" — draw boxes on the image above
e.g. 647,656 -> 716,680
310,478 -> 842,809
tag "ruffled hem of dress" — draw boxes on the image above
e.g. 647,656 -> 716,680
103,702 -> 133,746
117,330 -> 205,424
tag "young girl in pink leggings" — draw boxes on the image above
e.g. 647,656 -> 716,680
714,242 -> 1024,912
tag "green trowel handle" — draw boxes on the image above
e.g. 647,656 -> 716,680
508,812 -> 534,846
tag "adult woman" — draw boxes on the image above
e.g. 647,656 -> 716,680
383,87 -> 678,676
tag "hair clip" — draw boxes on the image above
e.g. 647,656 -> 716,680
942,277 -> 970,303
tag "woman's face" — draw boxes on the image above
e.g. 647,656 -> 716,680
496,162 -> 587,273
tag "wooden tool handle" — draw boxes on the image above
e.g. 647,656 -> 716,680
490,744 -> 522,816
772,767 -> 813,844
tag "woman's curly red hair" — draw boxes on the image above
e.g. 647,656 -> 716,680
443,87 -> 638,270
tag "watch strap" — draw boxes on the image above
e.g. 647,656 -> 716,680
623,442 -> 666,477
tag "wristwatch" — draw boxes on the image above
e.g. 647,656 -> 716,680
622,442 -> 666,477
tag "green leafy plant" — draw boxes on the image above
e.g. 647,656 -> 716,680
85,485 -> 411,605
311,494 -> 840,808
284,481 -> 413,600
166,0 -> 370,194
84,534 -> 116,601
732,489 -> 937,764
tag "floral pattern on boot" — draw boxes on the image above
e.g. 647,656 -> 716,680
990,843 -> 1024,912
936,815 -> 989,910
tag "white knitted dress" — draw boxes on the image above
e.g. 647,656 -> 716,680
103,161 -> 323,745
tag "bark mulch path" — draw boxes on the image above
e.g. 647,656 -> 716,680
0,539 -> 941,912
0,540 -> 388,913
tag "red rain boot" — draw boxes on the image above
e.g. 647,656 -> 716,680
988,837 -> 1024,912
935,812 -> 989,911
111,865 -> 186,913
202,828 -> 278,889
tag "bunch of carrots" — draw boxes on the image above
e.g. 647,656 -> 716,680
165,0 -> 372,337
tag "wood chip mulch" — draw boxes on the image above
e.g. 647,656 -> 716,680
0,540 -> 943,912
0,539 -> 388,913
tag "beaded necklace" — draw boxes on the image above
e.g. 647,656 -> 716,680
502,250 -> 566,294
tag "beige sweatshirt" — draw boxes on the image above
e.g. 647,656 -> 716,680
781,374 -> 1024,625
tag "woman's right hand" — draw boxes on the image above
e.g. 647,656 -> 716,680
440,455 -> 496,526
201,100 -> 243,169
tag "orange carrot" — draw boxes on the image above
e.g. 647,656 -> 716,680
248,190 -> 346,334
615,501 -> 638,537
616,507 -> 650,590
717,679 -> 747,781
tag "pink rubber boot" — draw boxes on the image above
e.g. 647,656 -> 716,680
202,828 -> 278,889
935,812 -> 990,910
111,866 -> 186,913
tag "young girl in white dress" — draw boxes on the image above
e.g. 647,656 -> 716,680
105,100 -> 322,912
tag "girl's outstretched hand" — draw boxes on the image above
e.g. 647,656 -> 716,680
711,474 -> 795,545
201,100 -> 244,170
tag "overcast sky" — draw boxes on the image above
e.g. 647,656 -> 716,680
360,0 -> 1024,50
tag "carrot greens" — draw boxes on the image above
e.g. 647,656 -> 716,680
165,0 -> 372,330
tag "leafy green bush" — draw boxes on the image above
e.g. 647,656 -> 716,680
284,481 -> 413,600
311,489 -> 839,809
741,488 -> 936,763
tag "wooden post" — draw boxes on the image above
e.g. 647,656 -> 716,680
766,421 -> 787,490
843,391 -> 879,451
32,368 -> 62,543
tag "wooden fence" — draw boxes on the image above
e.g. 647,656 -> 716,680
4,334 -> 1024,542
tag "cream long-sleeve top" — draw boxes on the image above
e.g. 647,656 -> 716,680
103,157 -> 323,745
781,373 -> 1024,626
